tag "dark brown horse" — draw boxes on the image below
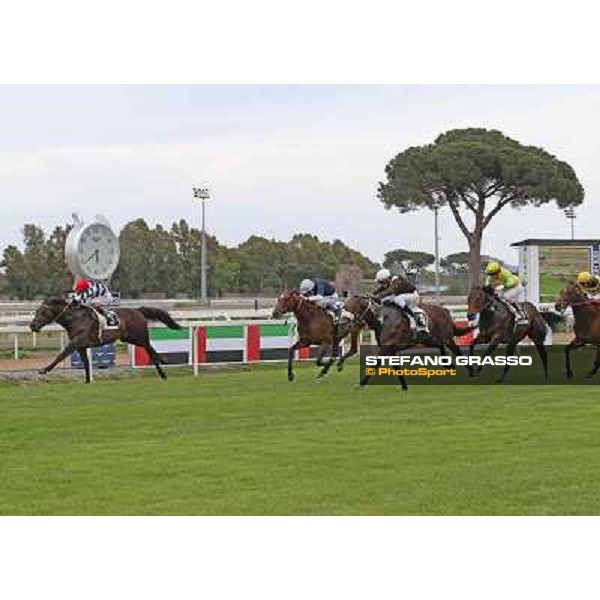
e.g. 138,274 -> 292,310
272,289 -> 354,381
467,285 -> 555,383
335,295 -> 382,372
30,299 -> 183,383
555,281 -> 600,379
359,302 -> 473,391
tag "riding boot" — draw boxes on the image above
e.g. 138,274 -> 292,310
401,306 -> 422,338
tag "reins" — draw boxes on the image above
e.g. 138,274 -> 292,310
45,300 -> 71,324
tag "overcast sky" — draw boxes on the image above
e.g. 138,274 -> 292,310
1,84 -> 598,265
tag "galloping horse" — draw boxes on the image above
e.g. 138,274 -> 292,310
467,285 -> 555,383
335,295 -> 382,372
272,289 -> 354,381
555,281 -> 600,379
359,301 -> 473,392
30,299 -> 183,383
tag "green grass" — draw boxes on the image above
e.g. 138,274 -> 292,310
2,363 -> 600,515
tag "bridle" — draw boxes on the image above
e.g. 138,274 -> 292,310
39,300 -> 71,325
354,296 -> 377,325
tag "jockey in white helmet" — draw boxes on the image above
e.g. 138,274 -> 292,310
299,277 -> 358,324
373,268 -> 429,335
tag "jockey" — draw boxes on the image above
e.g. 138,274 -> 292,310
484,262 -> 523,302
577,271 -> 600,298
299,277 -> 341,316
484,262 -> 525,321
372,268 -> 429,335
71,278 -> 116,340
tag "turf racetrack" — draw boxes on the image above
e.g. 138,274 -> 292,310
1,363 -> 600,515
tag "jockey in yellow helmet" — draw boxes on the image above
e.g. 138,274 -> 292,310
484,262 -> 523,302
483,262 -> 526,323
576,271 -> 600,298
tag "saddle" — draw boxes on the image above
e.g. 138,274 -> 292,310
90,305 -> 120,329
495,297 -> 528,327
384,303 -> 429,337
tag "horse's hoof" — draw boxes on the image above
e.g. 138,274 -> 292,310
337,363 -> 344,372
38,369 -> 47,375
288,373 -> 295,382
585,372 -> 596,379
566,372 -> 574,380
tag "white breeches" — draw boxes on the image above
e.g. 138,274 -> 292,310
91,293 -> 115,308
498,285 -> 523,303
384,291 -> 420,310
311,293 -> 339,310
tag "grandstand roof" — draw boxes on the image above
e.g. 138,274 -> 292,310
511,238 -> 600,247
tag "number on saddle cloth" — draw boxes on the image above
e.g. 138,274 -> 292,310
102,291 -> 121,328
105,310 -> 120,328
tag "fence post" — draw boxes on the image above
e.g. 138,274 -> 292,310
14,334 -> 18,361
87,348 -> 94,383
193,326 -> 199,377
60,331 -> 65,369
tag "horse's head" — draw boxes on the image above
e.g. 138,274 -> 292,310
466,285 -> 495,328
30,298 -> 68,332
555,281 -> 585,312
343,296 -> 365,314
344,295 -> 379,328
467,285 -> 494,315
272,289 -> 301,318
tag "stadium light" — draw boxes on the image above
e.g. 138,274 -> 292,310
564,207 -> 576,240
193,186 -> 211,302
432,198 -> 441,297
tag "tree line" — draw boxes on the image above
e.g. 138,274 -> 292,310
0,219 -> 380,299
0,219 -> 512,300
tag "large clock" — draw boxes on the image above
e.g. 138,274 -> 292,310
65,214 -> 120,281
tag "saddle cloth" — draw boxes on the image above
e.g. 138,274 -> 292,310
105,310 -> 120,328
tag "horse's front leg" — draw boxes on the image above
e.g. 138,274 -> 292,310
337,327 -> 359,372
288,339 -> 309,382
39,341 -> 78,375
473,335 -> 502,377
467,336 -> 480,377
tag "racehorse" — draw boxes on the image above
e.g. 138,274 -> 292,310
30,299 -> 183,383
335,295 -> 381,372
359,301 -> 474,391
271,289 -> 354,381
467,285 -> 557,383
555,281 -> 600,379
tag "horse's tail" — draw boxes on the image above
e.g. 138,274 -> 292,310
138,307 -> 183,330
540,309 -> 564,328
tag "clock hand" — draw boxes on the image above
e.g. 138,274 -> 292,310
83,250 -> 99,265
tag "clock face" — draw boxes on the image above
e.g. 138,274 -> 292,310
77,223 -> 120,279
